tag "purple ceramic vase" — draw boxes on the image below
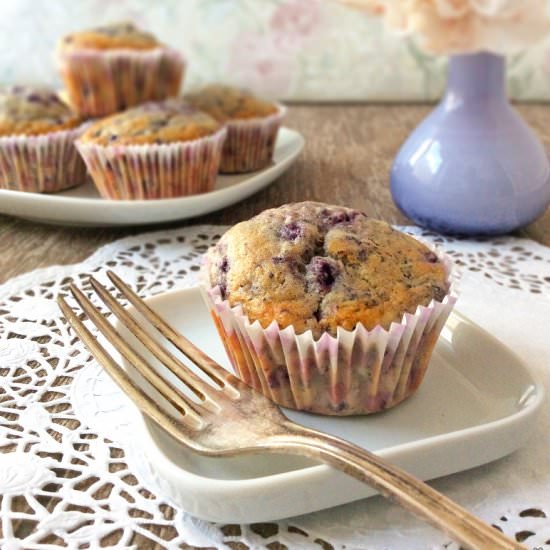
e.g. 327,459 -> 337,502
391,52 -> 550,235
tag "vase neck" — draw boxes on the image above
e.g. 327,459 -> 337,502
444,52 -> 506,105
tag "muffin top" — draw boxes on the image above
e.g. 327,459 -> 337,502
205,202 -> 449,337
185,84 -> 278,122
0,86 -> 80,137
59,22 -> 161,52
79,99 -> 222,146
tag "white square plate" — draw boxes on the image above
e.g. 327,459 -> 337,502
114,287 -> 544,523
0,128 -> 303,227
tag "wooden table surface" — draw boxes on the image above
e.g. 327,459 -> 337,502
2,104 -> 550,285
2,104 -> 550,549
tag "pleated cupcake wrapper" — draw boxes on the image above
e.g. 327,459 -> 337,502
219,105 -> 286,173
202,243 -> 458,415
76,127 -> 227,200
0,126 -> 88,193
58,47 -> 185,117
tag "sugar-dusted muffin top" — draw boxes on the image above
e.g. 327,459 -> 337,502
79,99 -> 222,146
205,202 -> 449,337
185,84 -> 278,122
59,22 -> 161,52
0,86 -> 81,137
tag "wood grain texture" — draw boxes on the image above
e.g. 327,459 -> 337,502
1,104 -> 550,285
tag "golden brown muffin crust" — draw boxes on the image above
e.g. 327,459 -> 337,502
59,22 -> 161,52
186,84 -> 278,122
0,86 -> 81,137
79,99 -> 222,146
206,202 -> 450,337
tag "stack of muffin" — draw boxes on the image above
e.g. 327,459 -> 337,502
0,22 -> 285,199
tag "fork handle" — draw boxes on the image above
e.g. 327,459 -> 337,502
271,424 -> 523,550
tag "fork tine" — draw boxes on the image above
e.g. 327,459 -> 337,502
58,295 -> 202,438
89,276 -> 225,409
107,270 -> 241,393
67,284 -> 205,427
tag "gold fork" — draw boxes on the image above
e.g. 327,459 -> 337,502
57,271 -> 524,550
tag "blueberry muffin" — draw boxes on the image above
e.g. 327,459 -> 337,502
205,202 -> 449,336
203,201 -> 456,415
186,84 -> 285,173
76,99 -> 226,199
57,22 -> 185,117
0,86 -> 86,192
0,86 -> 81,136
60,21 -> 159,51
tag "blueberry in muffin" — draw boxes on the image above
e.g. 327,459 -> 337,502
57,22 -> 185,117
203,201 -> 455,415
0,86 -> 81,136
186,84 -> 285,173
79,100 -> 220,146
76,99 -> 226,199
205,201 -> 449,337
0,86 -> 86,192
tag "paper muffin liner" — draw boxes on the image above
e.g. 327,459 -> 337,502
76,127 -> 227,200
202,243 -> 458,416
58,47 -> 185,117
219,105 -> 286,173
0,125 -> 88,193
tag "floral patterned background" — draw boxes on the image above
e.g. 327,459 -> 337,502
1,0 -> 549,101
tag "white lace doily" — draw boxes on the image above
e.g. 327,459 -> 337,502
1,224 -> 550,550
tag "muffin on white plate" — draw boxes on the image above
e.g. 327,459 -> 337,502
186,84 -> 285,173
0,86 -> 87,193
202,201 -> 456,415
76,99 -> 226,200
57,22 -> 185,117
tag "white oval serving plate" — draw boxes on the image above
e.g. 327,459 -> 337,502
114,287 -> 544,523
0,127 -> 303,227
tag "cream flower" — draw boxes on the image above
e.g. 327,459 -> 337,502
338,0 -> 550,54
